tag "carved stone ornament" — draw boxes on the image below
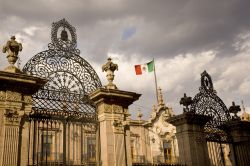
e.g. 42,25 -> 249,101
102,104 -> 123,114
112,105 -> 123,114
103,104 -> 112,113
23,95 -> 33,104
102,58 -> 118,89
2,36 -> 22,72
160,114 -> 169,127
4,109 -> 20,124
6,91 -> 22,102
0,91 -> 6,101
112,119 -> 124,133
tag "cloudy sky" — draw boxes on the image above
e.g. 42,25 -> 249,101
1,0 -> 250,119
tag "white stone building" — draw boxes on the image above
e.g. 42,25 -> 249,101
130,88 -> 179,164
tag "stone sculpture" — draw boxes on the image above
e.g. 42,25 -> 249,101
2,36 -> 22,72
102,57 -> 118,89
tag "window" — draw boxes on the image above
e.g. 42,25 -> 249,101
87,137 -> 96,161
163,140 -> 171,161
42,134 -> 52,159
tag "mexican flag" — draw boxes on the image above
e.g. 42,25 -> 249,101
135,60 -> 154,75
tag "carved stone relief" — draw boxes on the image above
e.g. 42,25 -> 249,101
0,91 -> 6,101
103,104 -> 112,113
4,109 -> 20,124
6,91 -> 22,102
112,119 -> 124,133
112,105 -> 123,113
23,95 -> 33,104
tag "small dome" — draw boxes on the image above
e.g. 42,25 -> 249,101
241,111 -> 250,121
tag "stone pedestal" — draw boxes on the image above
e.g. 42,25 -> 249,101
167,112 -> 211,166
0,71 -> 46,166
89,88 -> 140,166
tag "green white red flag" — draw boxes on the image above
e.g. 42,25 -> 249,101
134,60 -> 154,75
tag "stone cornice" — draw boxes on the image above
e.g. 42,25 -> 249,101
129,119 -> 147,126
222,120 -> 250,132
0,71 -> 47,95
89,88 -> 141,107
167,112 -> 212,127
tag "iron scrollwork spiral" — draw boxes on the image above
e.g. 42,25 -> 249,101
23,19 -> 102,122
190,71 -> 231,142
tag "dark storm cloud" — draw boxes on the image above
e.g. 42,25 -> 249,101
1,0 -> 250,62
117,0 -> 250,58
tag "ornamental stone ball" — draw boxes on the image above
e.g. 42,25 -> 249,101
102,57 -> 118,89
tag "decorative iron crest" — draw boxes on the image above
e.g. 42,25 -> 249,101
49,18 -> 79,54
190,71 -> 231,142
200,70 -> 214,92
23,19 -> 101,120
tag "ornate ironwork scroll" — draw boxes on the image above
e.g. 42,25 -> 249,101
190,71 -> 231,142
23,19 -> 102,122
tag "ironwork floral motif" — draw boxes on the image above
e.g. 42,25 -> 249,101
23,19 -> 102,122
189,71 -> 231,142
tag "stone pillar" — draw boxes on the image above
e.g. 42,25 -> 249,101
167,112 -> 211,166
225,120 -> 250,142
224,120 -> 250,166
0,71 -> 46,166
89,88 -> 140,166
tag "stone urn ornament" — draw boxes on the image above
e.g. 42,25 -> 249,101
102,57 -> 118,89
2,36 -> 22,73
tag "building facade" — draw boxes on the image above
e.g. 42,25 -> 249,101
130,88 -> 179,164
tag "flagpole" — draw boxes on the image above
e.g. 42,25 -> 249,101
153,58 -> 159,104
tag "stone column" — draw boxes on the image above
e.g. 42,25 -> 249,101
224,120 -> 250,166
0,71 -> 46,166
225,120 -> 250,142
167,112 -> 211,166
89,88 -> 140,166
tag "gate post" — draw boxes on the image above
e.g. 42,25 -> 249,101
224,120 -> 250,165
167,112 -> 211,166
226,120 -> 250,142
0,70 -> 46,166
89,88 -> 140,166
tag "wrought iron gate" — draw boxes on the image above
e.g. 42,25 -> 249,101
189,71 -> 232,166
23,19 -> 101,165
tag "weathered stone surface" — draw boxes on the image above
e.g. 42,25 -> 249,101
89,88 -> 140,166
167,112 -> 211,166
0,71 -> 46,166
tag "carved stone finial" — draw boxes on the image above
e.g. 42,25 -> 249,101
137,109 -> 143,120
229,101 -> 241,120
102,58 -> 118,89
180,93 -> 193,112
158,87 -> 165,107
2,36 -> 22,73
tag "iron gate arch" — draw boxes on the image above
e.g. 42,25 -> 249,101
23,19 -> 101,165
189,71 -> 232,166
